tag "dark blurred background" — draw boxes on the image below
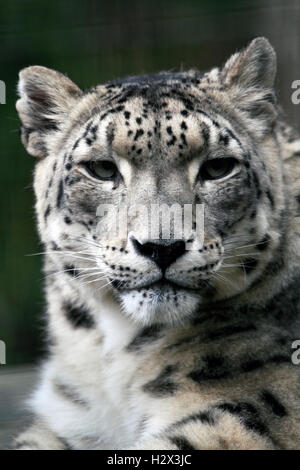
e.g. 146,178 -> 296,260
0,0 -> 300,366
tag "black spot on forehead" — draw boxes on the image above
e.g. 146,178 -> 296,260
106,122 -> 115,146
134,129 -> 144,141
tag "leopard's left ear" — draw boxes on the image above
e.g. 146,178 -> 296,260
16,66 -> 82,158
221,37 -> 277,134
223,37 -> 276,89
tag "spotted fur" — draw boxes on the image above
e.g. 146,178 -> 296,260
14,38 -> 300,449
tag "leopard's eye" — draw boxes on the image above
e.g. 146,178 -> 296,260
200,157 -> 237,181
85,160 -> 118,181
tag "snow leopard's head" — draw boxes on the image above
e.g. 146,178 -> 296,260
16,38 -> 290,325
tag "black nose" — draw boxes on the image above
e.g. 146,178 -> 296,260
132,238 -> 186,271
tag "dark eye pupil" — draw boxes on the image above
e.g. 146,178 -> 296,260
201,158 -> 235,180
102,161 -> 115,173
88,160 -> 117,180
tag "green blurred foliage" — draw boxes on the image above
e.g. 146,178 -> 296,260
0,0 -> 299,364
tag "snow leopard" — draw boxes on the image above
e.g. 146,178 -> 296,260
14,37 -> 300,449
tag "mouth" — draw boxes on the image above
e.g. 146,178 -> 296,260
113,277 -> 205,294
145,279 -> 205,293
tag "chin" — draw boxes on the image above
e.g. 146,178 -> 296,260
119,282 -> 202,326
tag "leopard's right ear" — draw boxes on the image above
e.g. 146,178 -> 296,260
16,66 -> 82,158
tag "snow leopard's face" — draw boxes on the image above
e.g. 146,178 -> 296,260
17,38 -> 286,324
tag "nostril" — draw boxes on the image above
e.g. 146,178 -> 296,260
131,239 -> 155,260
131,238 -> 186,271
166,241 -> 186,260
